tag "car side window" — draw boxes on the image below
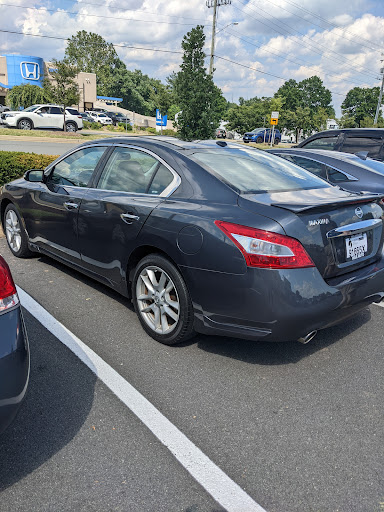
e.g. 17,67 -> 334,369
148,164 -> 174,195
49,107 -> 64,114
301,136 -> 338,150
341,137 -> 383,159
97,147 -> 159,194
289,156 -> 327,179
325,166 -> 352,183
48,147 -> 106,187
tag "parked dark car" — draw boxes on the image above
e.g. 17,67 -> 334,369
215,128 -> 226,139
0,254 -> 29,434
243,127 -> 281,144
1,137 -> 384,346
107,112 -> 131,126
297,128 -> 384,161
268,148 -> 384,194
80,112 -> 96,123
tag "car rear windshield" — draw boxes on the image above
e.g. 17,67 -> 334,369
191,148 -> 330,194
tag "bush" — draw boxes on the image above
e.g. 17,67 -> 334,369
118,122 -> 132,131
146,127 -> 156,134
0,152 -> 58,186
82,121 -> 93,129
161,129 -> 177,137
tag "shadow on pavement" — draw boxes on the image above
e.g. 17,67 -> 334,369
0,309 -> 96,491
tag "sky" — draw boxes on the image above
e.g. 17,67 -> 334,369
2,0 -> 384,116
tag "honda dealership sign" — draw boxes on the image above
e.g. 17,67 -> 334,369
3,55 -> 44,87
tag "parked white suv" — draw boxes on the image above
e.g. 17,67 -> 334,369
85,111 -> 113,125
2,104 -> 83,132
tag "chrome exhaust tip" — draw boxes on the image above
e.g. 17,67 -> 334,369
297,330 -> 317,344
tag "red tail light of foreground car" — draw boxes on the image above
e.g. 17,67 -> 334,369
215,221 -> 315,269
0,255 -> 19,312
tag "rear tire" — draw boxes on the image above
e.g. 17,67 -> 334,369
132,254 -> 195,345
65,122 -> 77,132
3,204 -> 33,258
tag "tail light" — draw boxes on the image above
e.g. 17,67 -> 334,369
0,256 -> 19,312
215,221 -> 315,269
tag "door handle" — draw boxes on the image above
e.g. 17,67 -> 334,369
121,213 -> 140,224
63,201 -> 79,210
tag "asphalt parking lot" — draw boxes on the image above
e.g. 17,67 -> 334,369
0,231 -> 383,512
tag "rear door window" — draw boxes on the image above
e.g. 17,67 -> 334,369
301,136 -> 339,150
289,156 -> 327,179
341,137 -> 383,159
324,166 -> 352,183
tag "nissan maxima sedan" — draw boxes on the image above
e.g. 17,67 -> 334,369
1,137 -> 384,346
0,255 -> 29,433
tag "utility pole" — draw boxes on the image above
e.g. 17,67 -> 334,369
374,58 -> 384,125
206,0 -> 231,75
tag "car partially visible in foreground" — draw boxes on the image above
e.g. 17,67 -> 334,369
0,254 -> 29,434
296,128 -> 384,161
1,137 -> 384,347
267,148 -> 384,194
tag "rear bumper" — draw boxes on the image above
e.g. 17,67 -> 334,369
181,257 -> 384,342
0,306 -> 29,434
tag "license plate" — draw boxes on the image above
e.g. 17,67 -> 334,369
345,232 -> 367,260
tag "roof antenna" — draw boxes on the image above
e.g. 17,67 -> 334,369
355,151 -> 369,160
216,140 -> 227,147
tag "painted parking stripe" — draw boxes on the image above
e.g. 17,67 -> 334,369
373,301 -> 384,308
17,286 -> 267,512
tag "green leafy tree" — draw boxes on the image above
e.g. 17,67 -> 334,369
43,58 -> 80,131
174,25 -> 223,140
65,31 -> 119,94
6,84 -> 50,110
341,86 -> 382,127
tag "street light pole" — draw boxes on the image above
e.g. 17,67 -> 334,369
374,64 -> 384,125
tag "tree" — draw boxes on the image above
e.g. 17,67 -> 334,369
6,84 -> 50,110
43,58 -> 80,131
341,86 -> 383,127
174,26 -> 223,140
65,31 -> 119,94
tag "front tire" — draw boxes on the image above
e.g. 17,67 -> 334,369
3,204 -> 33,258
132,254 -> 195,345
256,136 -> 263,143
17,118 -> 33,130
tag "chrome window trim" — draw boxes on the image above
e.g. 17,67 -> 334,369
275,153 -> 359,182
93,143 -> 181,198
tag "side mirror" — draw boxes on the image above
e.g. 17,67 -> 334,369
24,169 -> 45,182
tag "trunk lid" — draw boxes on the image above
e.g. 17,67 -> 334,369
238,187 -> 384,279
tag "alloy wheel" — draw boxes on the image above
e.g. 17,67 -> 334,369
136,266 -> 180,335
5,210 -> 22,253
18,120 -> 31,130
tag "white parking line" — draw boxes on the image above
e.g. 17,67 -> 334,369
373,301 -> 384,308
17,286 -> 267,512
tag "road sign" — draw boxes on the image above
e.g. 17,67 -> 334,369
270,118 -> 278,125
156,109 -> 167,127
271,111 -> 279,119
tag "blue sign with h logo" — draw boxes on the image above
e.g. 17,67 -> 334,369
156,109 -> 167,127
4,55 -> 44,88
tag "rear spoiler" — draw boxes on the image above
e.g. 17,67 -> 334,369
272,194 -> 384,213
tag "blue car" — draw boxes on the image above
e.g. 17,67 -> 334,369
243,127 -> 281,144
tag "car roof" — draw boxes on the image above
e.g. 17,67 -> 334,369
301,128 -> 384,138
268,147 -> 384,166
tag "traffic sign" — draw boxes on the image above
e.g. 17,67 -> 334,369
270,118 -> 278,125
271,111 -> 279,119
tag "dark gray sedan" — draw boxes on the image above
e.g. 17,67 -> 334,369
1,137 -> 384,346
0,254 -> 29,433
268,148 -> 384,194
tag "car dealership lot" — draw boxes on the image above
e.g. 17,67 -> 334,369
0,233 -> 383,512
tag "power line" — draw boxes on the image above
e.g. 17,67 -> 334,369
0,29 -> 184,55
233,0 -> 379,80
1,3 -> 202,26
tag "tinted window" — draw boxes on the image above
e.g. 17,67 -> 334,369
66,108 -> 79,115
191,148 -> 329,193
289,156 -> 326,179
342,137 -> 383,159
97,147 -> 159,194
302,136 -> 338,150
325,166 -> 351,182
148,164 -> 174,195
50,107 -> 64,114
49,147 -> 106,187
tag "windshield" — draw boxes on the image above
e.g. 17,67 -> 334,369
250,128 -> 265,133
98,114 -> 107,117
191,147 -> 330,194
23,105 -> 41,112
